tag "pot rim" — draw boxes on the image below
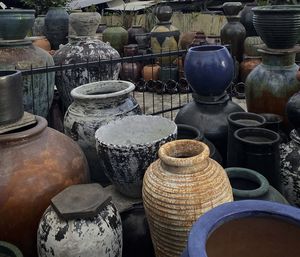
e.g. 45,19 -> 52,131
234,127 -> 280,145
259,113 -> 283,125
0,9 -> 35,14
228,112 -> 266,128
158,139 -> 210,167
185,200 -> 300,257
225,167 -> 269,198
252,5 -> 300,13
71,80 -> 135,100
0,241 -> 23,257
176,124 -> 204,141
188,45 -> 226,53
0,70 -> 22,80
0,116 -> 47,143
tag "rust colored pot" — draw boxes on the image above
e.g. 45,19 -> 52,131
179,32 -> 196,50
29,36 -> 51,51
239,56 -> 261,83
142,64 -> 160,81
143,140 -> 233,257
0,116 -> 89,257
120,62 -> 142,82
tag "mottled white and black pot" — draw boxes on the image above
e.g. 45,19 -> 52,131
95,115 -> 177,198
280,129 -> 300,207
53,36 -> 121,108
37,184 -> 123,257
64,80 -> 141,185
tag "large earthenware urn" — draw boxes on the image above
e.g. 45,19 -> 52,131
0,116 -> 89,257
64,81 -> 141,185
37,184 -> 122,257
95,115 -> 177,198
142,140 -> 233,257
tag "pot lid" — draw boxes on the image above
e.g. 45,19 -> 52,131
51,183 -> 112,220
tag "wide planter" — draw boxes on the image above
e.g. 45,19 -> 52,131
37,184 -> 122,257
0,241 -> 23,257
0,9 -> 35,40
95,115 -> 177,198
0,70 -> 23,125
225,167 -> 288,204
69,12 -> 101,37
64,81 -> 141,185
53,37 -> 120,108
103,25 -> 128,54
252,5 -> 300,49
184,45 -> 234,96
143,139 -> 233,257
182,200 -> 300,257
0,116 -> 89,257
232,127 -> 281,190
0,39 -> 55,117
44,7 -> 69,50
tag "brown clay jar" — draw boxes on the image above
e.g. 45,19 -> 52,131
30,36 -> 51,51
142,139 -> 233,257
142,64 -> 160,81
239,56 -> 261,83
0,116 -> 89,257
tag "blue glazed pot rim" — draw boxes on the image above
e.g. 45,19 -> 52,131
186,200 -> 300,257
188,45 -> 225,53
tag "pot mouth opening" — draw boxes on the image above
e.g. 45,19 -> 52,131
260,113 -> 282,124
189,45 -> 225,53
0,241 -> 23,257
234,127 -> 280,145
0,70 -> 21,78
228,112 -> 266,127
71,80 -> 135,99
176,124 -> 203,141
158,139 -> 210,167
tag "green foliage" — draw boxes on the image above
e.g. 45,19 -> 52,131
20,0 -> 71,14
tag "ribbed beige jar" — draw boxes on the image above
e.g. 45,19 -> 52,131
142,139 -> 233,257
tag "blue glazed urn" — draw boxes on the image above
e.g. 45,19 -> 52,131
181,200 -> 300,257
184,45 -> 234,96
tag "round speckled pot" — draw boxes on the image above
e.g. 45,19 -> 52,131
64,80 -> 141,186
95,115 -> 177,198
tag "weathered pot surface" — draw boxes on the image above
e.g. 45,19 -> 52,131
69,12 -> 101,37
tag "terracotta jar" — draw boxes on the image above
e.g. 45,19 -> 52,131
143,140 -> 233,257
29,36 -> 51,51
142,64 -> 160,81
0,116 -> 89,257
239,56 -> 261,83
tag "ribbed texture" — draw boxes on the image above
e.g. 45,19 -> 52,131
142,140 -> 233,257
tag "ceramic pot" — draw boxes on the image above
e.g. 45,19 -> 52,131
103,26 -> 128,54
33,15 -> 46,36
95,115 -> 177,198
232,127 -> 281,190
0,116 -> 89,257
179,32 -> 196,50
121,204 -> 155,257
239,3 -> 258,37
227,112 -> 266,167
159,65 -> 178,82
37,184 -> 122,257
29,36 -> 51,51
175,93 -> 245,165
0,9 -> 35,40
135,33 -> 151,49
222,2 -> 243,16
97,23 -> 107,33
128,25 -> 147,44
143,140 -> 233,257
243,36 -> 263,56
0,241 -> 23,257
120,62 -> 142,82
124,44 -> 139,56
252,5 -> 300,49
53,36 -> 120,108
246,50 -> 300,126
225,167 -> 288,204
184,45 -> 234,96
0,70 -> 23,125
69,12 -> 101,37
178,78 -> 190,93
206,35 -> 221,45
189,32 -> 207,48
221,16 -> 246,63
142,64 -> 160,81
260,113 -> 284,134
44,7 -> 69,50
0,39 -> 55,117
286,92 -> 300,134
182,200 -> 300,257
239,56 -> 261,83
64,81 -> 141,185
154,4 -> 173,22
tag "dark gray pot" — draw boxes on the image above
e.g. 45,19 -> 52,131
95,115 -> 177,198
0,70 -> 23,125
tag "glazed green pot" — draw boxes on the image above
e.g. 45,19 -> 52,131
103,26 -> 128,54
0,241 -> 23,257
0,9 -> 35,40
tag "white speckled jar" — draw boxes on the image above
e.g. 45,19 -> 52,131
64,80 -> 141,185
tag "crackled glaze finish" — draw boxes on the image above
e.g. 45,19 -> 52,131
95,115 -> 177,198
64,81 -> 141,184
54,37 -> 120,108
37,203 -> 122,257
280,130 -> 300,207
142,140 -> 233,257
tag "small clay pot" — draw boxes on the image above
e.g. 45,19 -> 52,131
29,36 -> 51,51
142,64 -> 160,81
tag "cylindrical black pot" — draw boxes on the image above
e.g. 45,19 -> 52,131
260,113 -> 288,142
176,124 -> 223,165
227,112 -> 266,167
225,167 -> 288,204
121,204 -> 155,257
233,127 -> 281,190
0,70 -> 23,125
